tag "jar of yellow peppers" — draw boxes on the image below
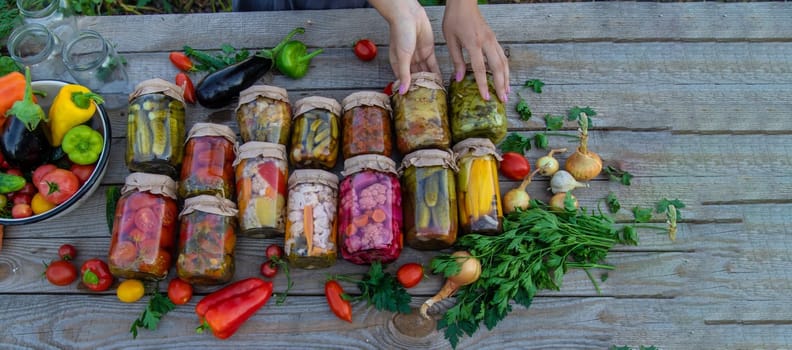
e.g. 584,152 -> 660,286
452,138 -> 503,235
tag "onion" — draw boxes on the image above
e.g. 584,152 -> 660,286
550,170 -> 588,194
503,168 -> 542,214
420,251 -> 481,319
535,148 -> 567,176
565,113 -> 602,181
549,192 -> 578,211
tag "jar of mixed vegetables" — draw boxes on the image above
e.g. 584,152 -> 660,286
176,194 -> 238,285
108,173 -> 178,281
178,123 -> 237,200
235,84 -> 291,144
338,154 -> 402,265
400,149 -> 458,250
126,78 -> 186,178
285,169 -> 339,269
289,96 -> 341,170
391,72 -> 451,154
341,91 -> 393,159
234,141 -> 288,238
453,138 -> 503,235
449,70 -> 507,145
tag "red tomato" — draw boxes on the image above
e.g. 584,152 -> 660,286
383,81 -> 394,95
134,207 -> 159,233
169,52 -> 196,72
45,260 -> 77,286
325,280 -> 352,322
11,203 -> 32,218
500,152 -> 532,181
127,192 -> 160,211
80,258 -> 113,292
70,163 -> 95,185
175,72 -> 196,104
265,244 -> 284,260
110,241 -> 138,267
12,193 -> 31,205
32,164 -> 57,185
260,260 -> 278,278
6,168 -> 22,177
167,278 -> 193,305
396,263 -> 424,288
17,182 -> 36,196
353,39 -> 377,61
36,169 -> 79,205
58,244 -> 77,261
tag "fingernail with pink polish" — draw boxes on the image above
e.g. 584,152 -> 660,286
501,94 -> 508,103
455,71 -> 464,82
484,91 -> 491,101
398,84 -> 408,95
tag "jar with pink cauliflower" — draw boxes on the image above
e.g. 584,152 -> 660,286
338,155 -> 403,265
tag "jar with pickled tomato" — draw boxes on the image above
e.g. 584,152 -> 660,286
338,154 -> 402,265
235,84 -> 291,144
449,69 -> 507,145
399,149 -> 458,250
108,173 -> 178,281
126,78 -> 186,178
234,141 -> 288,238
176,195 -> 238,285
391,72 -> 451,154
289,96 -> 341,170
341,91 -> 392,159
285,169 -> 339,269
453,138 -> 503,235
178,123 -> 236,200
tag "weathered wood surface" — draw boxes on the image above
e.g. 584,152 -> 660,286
2,3 -> 791,349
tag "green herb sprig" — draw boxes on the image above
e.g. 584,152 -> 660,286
331,261 -> 412,314
130,286 -> 176,339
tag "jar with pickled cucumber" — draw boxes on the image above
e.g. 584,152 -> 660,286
234,142 -> 288,238
338,155 -> 402,264
400,149 -> 458,250
453,138 -> 503,235
285,169 -> 339,269
178,123 -> 237,200
108,173 -> 179,281
341,91 -> 393,159
391,72 -> 451,154
289,96 -> 341,170
126,78 -> 186,178
177,195 -> 238,286
449,70 -> 508,145
235,84 -> 291,144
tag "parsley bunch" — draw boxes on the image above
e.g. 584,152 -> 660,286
332,261 -> 412,314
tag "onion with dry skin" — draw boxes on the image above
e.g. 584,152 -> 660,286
549,192 -> 578,211
565,113 -> 602,181
535,148 -> 566,176
420,251 -> 481,319
504,168 -> 543,213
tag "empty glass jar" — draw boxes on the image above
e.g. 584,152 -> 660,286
16,0 -> 78,51
62,30 -> 131,109
6,23 -> 67,80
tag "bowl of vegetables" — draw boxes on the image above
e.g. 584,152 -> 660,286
0,73 -> 111,225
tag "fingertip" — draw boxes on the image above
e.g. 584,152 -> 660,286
455,71 -> 464,82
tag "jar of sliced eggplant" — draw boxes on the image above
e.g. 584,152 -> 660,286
235,84 -> 291,144
391,72 -> 451,154
178,123 -> 237,200
285,169 -> 339,269
177,195 -> 238,286
453,138 -> 503,235
126,78 -> 186,178
289,96 -> 341,170
449,70 -> 507,144
341,91 -> 393,159
234,141 -> 288,238
399,149 -> 458,250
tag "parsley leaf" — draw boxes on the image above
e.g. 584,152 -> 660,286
523,79 -> 544,93
515,97 -> 532,121
656,198 -> 685,219
606,192 -> 621,213
604,165 -> 633,186
499,133 -> 531,154
544,114 -> 565,131
632,206 -> 653,223
533,133 -> 548,149
130,289 -> 175,339
567,106 -> 597,121
355,262 -> 412,314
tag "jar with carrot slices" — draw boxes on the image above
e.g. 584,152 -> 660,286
176,195 -> 238,285
338,155 -> 402,265
108,173 -> 178,281
289,96 -> 341,170
391,72 -> 450,154
341,91 -> 393,159
235,84 -> 291,144
284,169 -> 339,269
453,138 -> 503,235
178,123 -> 237,200
234,141 -> 288,238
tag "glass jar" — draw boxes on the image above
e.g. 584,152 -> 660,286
62,30 -> 131,109
6,23 -> 68,81
453,138 -> 503,235
391,72 -> 451,154
176,195 -> 238,286
16,0 -> 77,50
341,91 -> 393,159
289,96 -> 341,170
179,123 -> 237,200
235,84 -> 291,144
126,78 -> 186,178
108,173 -> 178,281
284,169 -> 339,269
338,155 -> 402,265
400,149 -> 458,250
234,141 -> 288,238
449,70 -> 507,145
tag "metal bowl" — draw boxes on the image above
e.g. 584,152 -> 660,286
0,80 -> 112,225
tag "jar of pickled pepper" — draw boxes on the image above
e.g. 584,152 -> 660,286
449,70 -> 507,145
453,138 -> 503,235
289,96 -> 341,170
341,91 -> 393,159
176,195 -> 238,285
234,141 -> 288,238
399,149 -> 458,250
178,123 -> 237,200
338,154 -> 402,265
391,72 -> 451,154
108,173 -> 178,281
126,78 -> 186,178
285,169 -> 339,269
235,84 -> 291,144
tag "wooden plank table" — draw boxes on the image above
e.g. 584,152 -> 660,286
2,3 -> 792,349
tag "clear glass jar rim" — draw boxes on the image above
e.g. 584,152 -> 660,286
16,0 -> 58,18
7,23 -> 56,65
62,30 -> 110,71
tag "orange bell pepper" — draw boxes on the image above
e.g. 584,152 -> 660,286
0,71 -> 27,118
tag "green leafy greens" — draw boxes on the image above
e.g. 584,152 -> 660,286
130,288 -> 176,339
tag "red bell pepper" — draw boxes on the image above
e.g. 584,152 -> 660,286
195,277 -> 273,339
80,258 -> 113,291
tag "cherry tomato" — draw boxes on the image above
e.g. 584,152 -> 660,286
31,193 -> 56,214
260,260 -> 278,278
58,244 -> 77,261
117,279 -> 145,303
36,169 -> 79,205
109,241 -> 138,267
11,203 -> 32,218
70,163 -> 95,185
265,244 -> 284,260
500,152 -> 532,181
167,278 -> 194,305
127,192 -> 160,211
12,193 -> 31,205
17,182 -> 36,196
169,51 -> 196,72
0,194 -> 7,209
32,164 -> 57,185
81,258 -> 113,292
175,72 -> 196,104
325,280 -> 352,322
396,263 -> 424,288
6,168 -> 22,177
353,39 -> 377,61
383,81 -> 394,95
134,207 -> 159,233
45,260 -> 77,286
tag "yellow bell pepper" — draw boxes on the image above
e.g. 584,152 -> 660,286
48,84 -> 104,146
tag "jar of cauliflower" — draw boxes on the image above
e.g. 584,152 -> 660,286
284,169 -> 339,269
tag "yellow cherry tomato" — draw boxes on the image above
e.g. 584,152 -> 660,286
117,279 -> 145,303
31,193 -> 57,215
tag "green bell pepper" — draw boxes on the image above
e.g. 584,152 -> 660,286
272,28 -> 323,79
62,125 -> 104,165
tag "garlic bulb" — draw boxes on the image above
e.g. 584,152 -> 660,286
549,170 -> 589,194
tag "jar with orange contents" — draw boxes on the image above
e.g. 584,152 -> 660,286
176,195 -> 238,285
178,123 -> 237,200
341,91 -> 392,159
234,141 -> 288,238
